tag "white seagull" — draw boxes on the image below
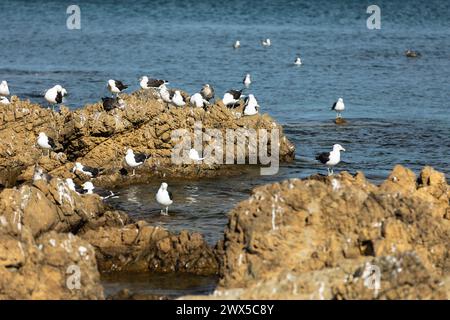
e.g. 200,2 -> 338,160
261,38 -> 271,47
316,144 -> 346,176
243,94 -> 259,116
189,148 -> 205,161
159,84 -> 173,105
125,148 -> 148,176
45,85 -> 66,110
200,84 -> 215,102
80,181 -> 95,195
233,40 -> 241,49
0,96 -> 10,105
140,76 -> 167,90
331,98 -> 345,118
294,57 -> 302,65
189,93 -> 209,109
108,79 -> 128,96
73,162 -> 100,178
0,80 -> 10,96
222,89 -> 243,107
156,182 -> 173,215
37,132 -> 56,156
243,73 -> 251,88
171,90 -> 186,107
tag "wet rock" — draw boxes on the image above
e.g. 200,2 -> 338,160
211,166 -> 450,299
80,222 -> 218,275
106,288 -> 169,300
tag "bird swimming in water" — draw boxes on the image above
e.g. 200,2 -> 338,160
294,56 -> 302,65
316,144 -> 346,176
233,40 -> 241,49
261,38 -> 271,47
243,73 -> 251,88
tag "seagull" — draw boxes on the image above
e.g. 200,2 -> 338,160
189,148 -> 205,161
0,96 -> 10,105
222,89 -> 243,108
44,85 -> 65,111
37,132 -> 56,156
405,49 -> 421,58
0,80 -> 10,96
159,84 -> 173,106
33,165 -> 53,182
72,162 -> 101,178
108,79 -> 128,96
233,40 -> 240,49
243,73 -> 251,88
125,148 -> 148,176
316,144 -> 346,176
331,98 -> 345,118
190,93 -> 209,109
243,94 -> 259,116
65,178 -> 77,192
171,90 -> 186,107
156,182 -> 173,215
140,76 -> 167,90
79,181 -> 95,195
102,97 -> 124,111
200,84 -> 215,102
261,38 -> 271,47
294,57 -> 302,65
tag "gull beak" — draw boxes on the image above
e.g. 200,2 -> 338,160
342,148 -> 346,152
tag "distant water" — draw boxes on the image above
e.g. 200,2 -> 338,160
2,0 -> 449,296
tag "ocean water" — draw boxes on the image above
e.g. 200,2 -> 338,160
1,0 -> 449,296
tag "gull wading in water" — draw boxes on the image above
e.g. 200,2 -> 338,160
315,144 -> 346,176
156,182 -> 173,215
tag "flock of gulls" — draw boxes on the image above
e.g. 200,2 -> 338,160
0,37 -> 354,215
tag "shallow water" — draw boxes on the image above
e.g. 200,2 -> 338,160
1,0 -> 449,297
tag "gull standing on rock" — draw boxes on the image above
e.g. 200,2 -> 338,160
200,84 -> 215,102
37,132 -> 56,156
45,85 -> 66,111
101,97 -> 124,111
156,182 -> 173,215
125,148 -> 148,176
331,98 -> 345,119
0,96 -> 10,105
190,93 -> 209,109
72,162 -> 101,178
108,79 -> 128,96
233,40 -> 241,49
316,144 -> 346,176
0,80 -> 10,96
222,89 -> 243,108
243,94 -> 259,116
189,148 -> 205,162
171,90 -> 186,107
243,73 -> 251,88
139,76 -> 167,90
159,83 -> 173,106
33,165 -> 53,182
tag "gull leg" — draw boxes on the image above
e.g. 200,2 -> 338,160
327,167 -> 331,176
132,169 -> 136,176
166,207 -> 168,215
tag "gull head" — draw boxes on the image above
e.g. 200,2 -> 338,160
161,182 -> 168,190
333,144 -> 345,152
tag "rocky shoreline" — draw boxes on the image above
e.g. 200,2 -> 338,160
1,93 -> 449,300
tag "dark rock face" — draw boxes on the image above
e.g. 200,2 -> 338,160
212,166 -> 450,299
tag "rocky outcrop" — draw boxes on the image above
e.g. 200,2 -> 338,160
1,92 -> 295,188
209,165 -> 450,299
0,221 -> 103,299
80,222 -> 218,275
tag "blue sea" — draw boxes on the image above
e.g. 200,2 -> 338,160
1,0 -> 449,296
